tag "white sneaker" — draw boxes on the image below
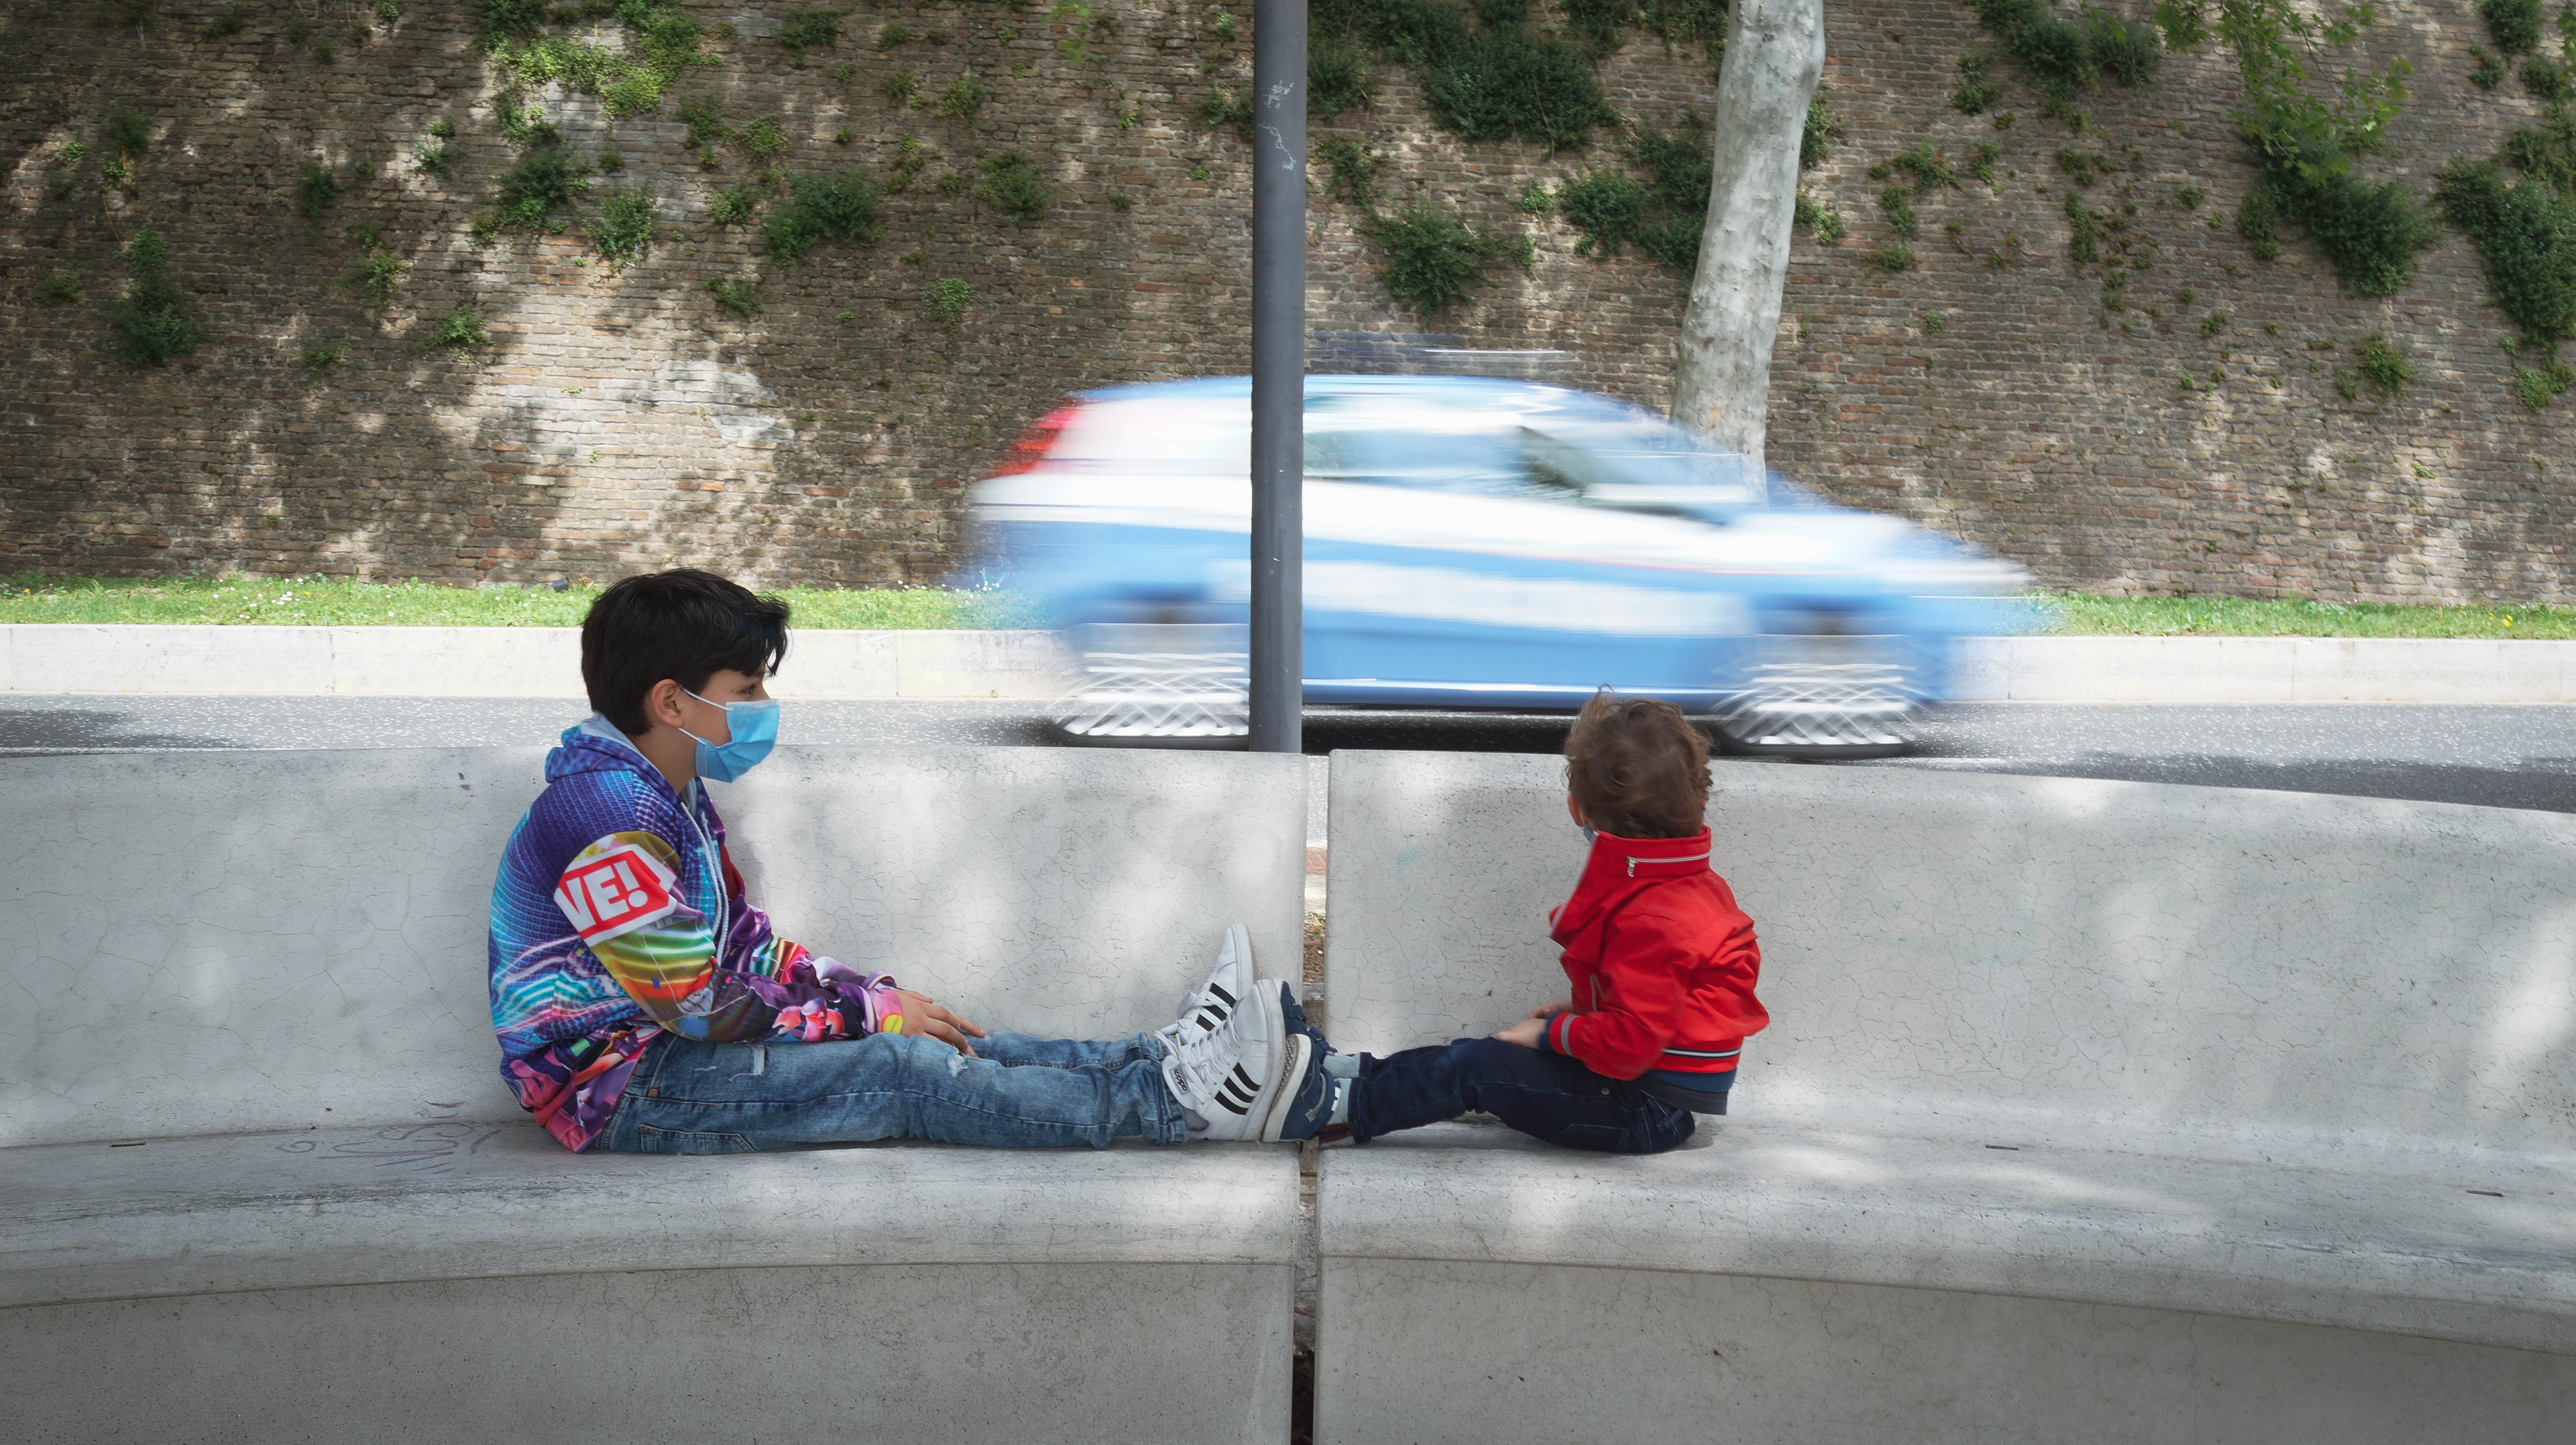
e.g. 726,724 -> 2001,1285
1161,967 -> 1289,1141
1159,923 -> 1256,1049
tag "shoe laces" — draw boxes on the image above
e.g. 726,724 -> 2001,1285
1161,1017 -> 1239,1105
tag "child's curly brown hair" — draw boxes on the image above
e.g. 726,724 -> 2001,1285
1563,689 -> 1711,839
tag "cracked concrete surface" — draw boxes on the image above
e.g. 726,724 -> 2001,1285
1316,751 -> 2576,1441
2,744 -> 1305,1148
0,743 -> 1307,1443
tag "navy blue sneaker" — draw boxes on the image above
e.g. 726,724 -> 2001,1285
1260,1034 -> 1340,1143
1275,980 -> 1334,1060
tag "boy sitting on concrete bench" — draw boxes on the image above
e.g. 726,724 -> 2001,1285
1279,691 -> 1767,1152
486,568 -> 1341,1153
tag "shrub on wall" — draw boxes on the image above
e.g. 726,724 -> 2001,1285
762,172 -> 884,260
1305,0 -> 1619,150
110,228 -> 202,366
1363,197 -> 1534,322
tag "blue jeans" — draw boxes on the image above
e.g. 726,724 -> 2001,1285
600,1029 -> 1189,1153
1346,1037 -> 1696,1154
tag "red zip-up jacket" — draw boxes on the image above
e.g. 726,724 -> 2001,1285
1541,827 -> 1767,1082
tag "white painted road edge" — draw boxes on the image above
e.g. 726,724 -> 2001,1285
4,625 -> 2575,703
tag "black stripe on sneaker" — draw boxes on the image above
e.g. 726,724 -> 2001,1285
1208,982 -> 1237,1007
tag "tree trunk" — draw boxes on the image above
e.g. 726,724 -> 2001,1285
1670,0 -> 1826,473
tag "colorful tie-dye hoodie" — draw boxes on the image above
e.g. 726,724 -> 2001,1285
487,718 -> 907,1151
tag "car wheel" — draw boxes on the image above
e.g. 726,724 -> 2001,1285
1709,634 -> 1921,759
1052,623 -> 1251,749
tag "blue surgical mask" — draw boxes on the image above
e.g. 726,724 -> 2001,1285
677,687 -> 779,783
1579,823 -> 1598,844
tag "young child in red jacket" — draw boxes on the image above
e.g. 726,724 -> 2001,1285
1270,690 -> 1767,1152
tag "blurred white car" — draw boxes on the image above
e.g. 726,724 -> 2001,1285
966,374 -> 2028,753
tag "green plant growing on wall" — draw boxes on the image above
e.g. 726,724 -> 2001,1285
2352,331 -> 2413,396
1552,117 -> 1711,271
1794,190 -> 1845,243
1893,139 -> 1959,194
40,267 -> 82,304
1875,243 -> 1919,272
2472,47 -> 2508,90
1802,95 -> 1844,171
1879,185 -> 1920,239
1964,0 -> 2164,110
492,144 -> 587,232
1316,135 -> 1386,209
1302,0 -> 1619,150
2066,190 -> 2100,264
295,163 -> 341,219
1971,139 -> 2002,188
679,98 -> 730,148
299,341 -> 345,373
1195,86 -> 1255,139
763,172 -> 885,260
929,276 -> 973,336
2434,158 -> 2576,405
110,229 -> 202,366
105,105 -> 150,163
779,10 -> 847,58
422,305 -> 489,356
475,0 -> 544,48
1361,198 -> 1532,323
975,152 -> 1050,222
739,118 -> 789,161
1952,53 -> 2003,115
939,76 -> 989,120
415,130 -> 454,178
885,135 -> 932,192
885,68 -> 921,106
201,8 -> 244,37
2516,357 -> 2576,408
880,23 -> 912,48
346,240 -> 407,308
484,1 -> 718,120
2483,0 -> 2545,55
707,276 -> 764,316
589,187 -> 657,266
495,93 -> 560,150
2200,309 -> 2228,336
2526,56 -> 2575,103
1514,179 -> 1553,214
2164,1 -> 2434,295
709,180 -> 761,225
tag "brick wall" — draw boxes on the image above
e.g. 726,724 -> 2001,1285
4,0 -> 2569,601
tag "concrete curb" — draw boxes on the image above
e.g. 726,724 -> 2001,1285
1949,635 -> 2576,703
5,626 -> 2573,703
0,624 -> 1072,699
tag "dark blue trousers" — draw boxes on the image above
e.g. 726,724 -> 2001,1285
1345,1037 -> 1696,1154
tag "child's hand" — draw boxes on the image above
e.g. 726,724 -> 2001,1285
1526,1000 -> 1571,1020
895,989 -> 987,1055
1492,1016 -> 1547,1050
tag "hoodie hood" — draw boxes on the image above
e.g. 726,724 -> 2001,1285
545,716 -> 681,800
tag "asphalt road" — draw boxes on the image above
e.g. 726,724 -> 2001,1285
7,697 -> 2576,830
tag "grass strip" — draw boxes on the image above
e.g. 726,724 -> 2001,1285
0,574 -> 1039,629
3,577 -> 2569,639
2027,590 -> 2576,639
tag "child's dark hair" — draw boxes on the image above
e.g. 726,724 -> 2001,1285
1563,689 -> 1711,839
582,569 -> 790,735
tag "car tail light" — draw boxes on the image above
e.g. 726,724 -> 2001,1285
992,402 -> 1080,475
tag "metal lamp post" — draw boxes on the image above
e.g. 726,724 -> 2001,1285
1247,0 -> 1306,754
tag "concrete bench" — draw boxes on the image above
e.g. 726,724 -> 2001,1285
0,745 -> 1306,1443
1316,750 -> 2576,1444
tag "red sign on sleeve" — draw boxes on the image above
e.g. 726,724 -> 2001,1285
555,844 -> 680,945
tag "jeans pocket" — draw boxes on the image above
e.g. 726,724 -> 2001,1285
630,1125 -> 760,1154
